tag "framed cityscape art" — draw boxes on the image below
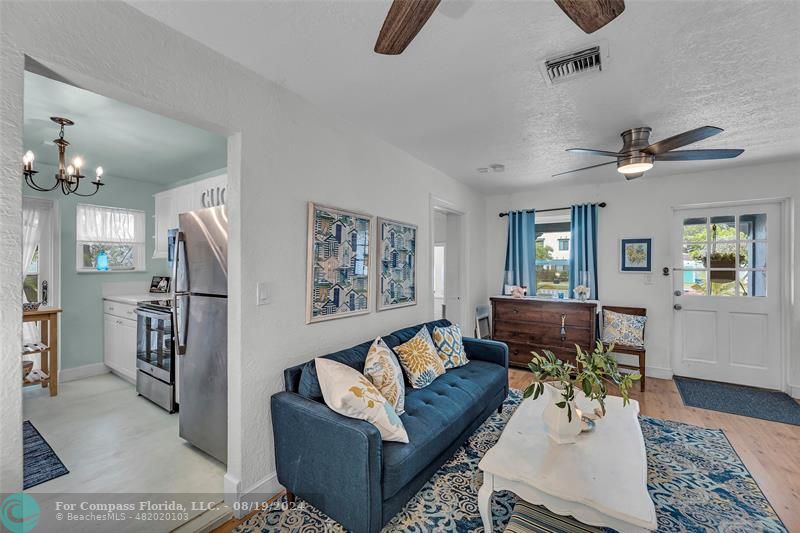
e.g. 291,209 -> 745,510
306,202 -> 371,323
620,238 -> 652,272
377,217 -> 417,311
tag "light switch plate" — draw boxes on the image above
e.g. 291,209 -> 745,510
256,282 -> 272,306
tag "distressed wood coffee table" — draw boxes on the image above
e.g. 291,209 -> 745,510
478,394 -> 657,532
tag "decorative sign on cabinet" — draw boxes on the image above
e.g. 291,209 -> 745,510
153,173 -> 226,258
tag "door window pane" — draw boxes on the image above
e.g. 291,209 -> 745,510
738,242 -> 767,269
710,270 -> 737,296
738,270 -> 767,297
708,243 -> 736,270
682,271 -> 707,295
682,217 -> 707,241
682,243 -> 707,268
739,213 -> 767,240
710,216 -> 736,240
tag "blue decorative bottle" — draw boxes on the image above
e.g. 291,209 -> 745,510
96,250 -> 109,271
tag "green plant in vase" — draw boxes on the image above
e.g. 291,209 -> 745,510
523,342 -> 641,443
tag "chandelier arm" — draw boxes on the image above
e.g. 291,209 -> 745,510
24,173 -> 61,192
69,181 -> 103,197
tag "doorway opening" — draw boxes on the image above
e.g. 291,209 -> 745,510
431,200 -> 467,329
19,68 -> 230,531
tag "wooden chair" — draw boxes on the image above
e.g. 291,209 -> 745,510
601,306 -> 647,392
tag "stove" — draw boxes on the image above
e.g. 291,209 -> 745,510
136,300 -> 177,413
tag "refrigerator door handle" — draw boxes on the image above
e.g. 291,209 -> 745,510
173,294 -> 188,356
172,231 -> 188,294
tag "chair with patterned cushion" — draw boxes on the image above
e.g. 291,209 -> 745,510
601,306 -> 647,391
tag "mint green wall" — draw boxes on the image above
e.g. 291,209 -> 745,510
26,164 -> 168,369
163,167 -> 227,190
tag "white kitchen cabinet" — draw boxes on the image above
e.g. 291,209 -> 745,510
152,173 -> 227,259
103,312 -> 137,384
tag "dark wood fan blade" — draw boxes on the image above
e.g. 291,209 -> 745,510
656,149 -> 744,161
567,148 -> 621,157
552,160 -> 617,177
374,0 -> 441,55
553,0 -> 625,34
643,126 -> 723,155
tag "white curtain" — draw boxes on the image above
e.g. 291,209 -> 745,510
22,198 -> 45,344
76,204 -> 145,245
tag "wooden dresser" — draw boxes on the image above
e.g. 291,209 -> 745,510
490,297 -> 597,368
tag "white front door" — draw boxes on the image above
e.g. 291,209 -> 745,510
671,202 -> 782,389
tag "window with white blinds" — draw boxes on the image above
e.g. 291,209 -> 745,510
76,204 -> 146,272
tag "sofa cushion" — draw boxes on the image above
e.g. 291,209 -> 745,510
381,360 -> 507,500
298,335 -> 399,400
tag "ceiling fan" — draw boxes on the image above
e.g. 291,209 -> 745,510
553,126 -> 745,180
374,0 -> 625,55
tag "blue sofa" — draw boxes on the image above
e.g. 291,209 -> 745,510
272,319 -> 509,533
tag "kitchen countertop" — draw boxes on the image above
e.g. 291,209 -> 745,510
103,294 -> 173,305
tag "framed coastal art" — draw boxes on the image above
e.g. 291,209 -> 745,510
620,238 -> 652,272
377,217 -> 417,311
306,203 -> 372,323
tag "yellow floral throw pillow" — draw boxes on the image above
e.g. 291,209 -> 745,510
364,337 -> 406,415
315,358 -> 408,443
432,324 -> 469,369
394,327 -> 446,389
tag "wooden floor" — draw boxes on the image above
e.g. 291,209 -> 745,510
216,371 -> 800,532
509,369 -> 800,530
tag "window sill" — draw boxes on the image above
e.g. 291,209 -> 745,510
76,269 -> 146,274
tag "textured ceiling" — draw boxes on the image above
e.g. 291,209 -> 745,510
131,0 -> 800,192
24,72 -> 227,184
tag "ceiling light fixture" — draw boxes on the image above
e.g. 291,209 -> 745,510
23,117 -> 105,197
616,154 -> 654,175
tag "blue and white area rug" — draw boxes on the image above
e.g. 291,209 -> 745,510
236,391 -> 786,532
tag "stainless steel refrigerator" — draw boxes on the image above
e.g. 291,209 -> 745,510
173,205 -> 228,463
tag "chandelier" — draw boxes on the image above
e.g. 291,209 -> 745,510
22,116 -> 105,197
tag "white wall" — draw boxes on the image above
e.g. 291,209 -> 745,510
0,2 -> 487,498
485,160 -> 799,387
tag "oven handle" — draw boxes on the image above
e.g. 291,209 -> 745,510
135,308 -> 171,321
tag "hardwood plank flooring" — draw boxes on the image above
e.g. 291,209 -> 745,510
217,371 -> 800,531
510,369 -> 800,530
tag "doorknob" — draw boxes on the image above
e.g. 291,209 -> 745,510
673,304 -> 682,311
674,290 -> 682,297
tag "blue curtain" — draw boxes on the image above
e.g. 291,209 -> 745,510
569,204 -> 599,299
503,210 -> 536,293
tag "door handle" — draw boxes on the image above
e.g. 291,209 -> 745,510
673,304 -> 682,311
674,290 -> 682,297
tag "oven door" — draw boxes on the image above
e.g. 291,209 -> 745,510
136,307 -> 174,383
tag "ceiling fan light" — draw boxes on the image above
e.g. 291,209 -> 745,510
617,154 -> 654,175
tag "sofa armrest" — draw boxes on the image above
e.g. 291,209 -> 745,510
463,337 -> 509,370
271,391 -> 383,533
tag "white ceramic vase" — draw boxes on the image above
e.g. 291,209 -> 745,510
542,383 -> 582,444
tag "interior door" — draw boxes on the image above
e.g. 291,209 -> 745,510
444,213 -> 463,327
672,202 -> 782,389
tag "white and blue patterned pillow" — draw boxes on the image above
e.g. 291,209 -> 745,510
394,327 -> 446,389
364,337 -> 406,415
432,324 -> 469,369
602,309 -> 647,348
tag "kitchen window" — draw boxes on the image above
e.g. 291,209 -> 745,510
76,204 -> 146,272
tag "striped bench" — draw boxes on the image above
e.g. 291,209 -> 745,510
505,500 -> 605,533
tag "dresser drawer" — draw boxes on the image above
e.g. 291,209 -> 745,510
493,301 -> 594,326
504,341 -> 578,367
494,321 -> 592,347
103,300 -> 137,321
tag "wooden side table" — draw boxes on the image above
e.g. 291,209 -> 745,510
22,307 -> 62,397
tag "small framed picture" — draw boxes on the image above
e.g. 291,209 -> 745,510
150,276 -> 171,293
620,238 -> 652,272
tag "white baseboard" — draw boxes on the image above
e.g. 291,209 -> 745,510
788,384 -> 800,399
645,366 -> 673,380
59,362 -> 110,383
224,471 -> 282,519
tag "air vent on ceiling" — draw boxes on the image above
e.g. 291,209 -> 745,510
539,42 -> 607,86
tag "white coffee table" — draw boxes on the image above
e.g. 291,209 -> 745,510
478,393 -> 657,532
